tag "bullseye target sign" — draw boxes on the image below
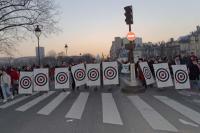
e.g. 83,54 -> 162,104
86,64 -> 101,86
175,70 -> 187,84
172,65 -> 190,89
143,67 -> 151,79
19,72 -> 33,94
104,67 -> 117,80
34,69 -> 49,91
139,62 -> 155,85
153,63 -> 173,88
55,68 -> 69,89
156,68 -> 169,82
71,64 -> 86,87
74,69 -> 86,81
102,62 -> 119,85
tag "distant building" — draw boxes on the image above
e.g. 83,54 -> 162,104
135,40 -> 180,61
132,26 -> 200,60
36,47 -> 45,60
135,37 -> 143,47
110,37 -> 143,61
110,37 -> 124,60
179,26 -> 200,57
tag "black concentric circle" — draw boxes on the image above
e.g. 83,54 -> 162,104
20,76 -> 32,89
175,70 -> 188,84
35,73 -> 48,86
104,67 -> 117,80
56,72 -> 68,84
87,68 -> 99,81
156,68 -> 169,82
74,69 -> 86,81
143,67 -> 152,79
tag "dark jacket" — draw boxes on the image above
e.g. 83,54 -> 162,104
188,63 -> 200,80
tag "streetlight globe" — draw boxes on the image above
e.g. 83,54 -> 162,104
35,25 -> 41,38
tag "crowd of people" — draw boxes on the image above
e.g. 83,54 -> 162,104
0,68 -> 19,103
135,52 -> 200,90
1,52 -> 200,103
0,61 -> 101,103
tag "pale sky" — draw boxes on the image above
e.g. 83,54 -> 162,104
15,0 -> 200,57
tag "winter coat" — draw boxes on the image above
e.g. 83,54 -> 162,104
0,73 -> 11,89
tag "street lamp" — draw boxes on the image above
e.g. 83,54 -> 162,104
35,25 -> 42,66
64,44 -> 68,56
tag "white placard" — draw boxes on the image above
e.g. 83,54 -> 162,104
172,65 -> 190,89
34,68 -> 49,91
86,64 -> 101,86
139,62 -> 155,85
71,64 -> 86,87
102,62 -> 119,85
55,68 -> 69,89
153,63 -> 173,88
19,72 -> 33,94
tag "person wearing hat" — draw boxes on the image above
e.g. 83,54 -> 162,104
0,70 -> 14,103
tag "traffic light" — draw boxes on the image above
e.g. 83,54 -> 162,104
124,6 -> 133,25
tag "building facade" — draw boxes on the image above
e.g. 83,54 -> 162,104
110,37 -> 143,61
36,47 -> 45,60
110,37 -> 124,60
179,26 -> 200,57
110,25 -> 200,62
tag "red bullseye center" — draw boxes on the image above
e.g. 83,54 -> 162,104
60,75 -> 65,80
77,72 -> 83,77
23,80 -> 29,85
90,71 -> 97,77
108,70 -> 114,76
160,72 -> 166,78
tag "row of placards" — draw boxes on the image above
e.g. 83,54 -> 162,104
19,62 -> 119,94
19,61 -> 191,94
139,62 -> 190,89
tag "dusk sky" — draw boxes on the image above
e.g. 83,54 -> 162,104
16,0 -> 200,57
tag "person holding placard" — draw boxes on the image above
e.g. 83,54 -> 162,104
188,56 -> 200,90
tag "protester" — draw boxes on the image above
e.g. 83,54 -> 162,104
136,58 -> 147,89
9,68 -> 20,95
174,55 -> 181,65
188,56 -> 200,90
69,64 -> 76,91
148,58 -> 155,78
0,70 -> 14,103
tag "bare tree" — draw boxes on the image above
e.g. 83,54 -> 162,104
0,0 -> 59,54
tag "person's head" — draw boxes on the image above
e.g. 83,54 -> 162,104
175,55 -> 180,60
0,70 -> 6,76
190,55 -> 195,61
138,58 -> 143,62
191,52 -> 195,56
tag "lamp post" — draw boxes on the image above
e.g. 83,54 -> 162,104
64,44 -> 68,56
35,25 -> 42,66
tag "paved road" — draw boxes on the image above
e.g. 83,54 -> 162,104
1,85 -> 200,133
